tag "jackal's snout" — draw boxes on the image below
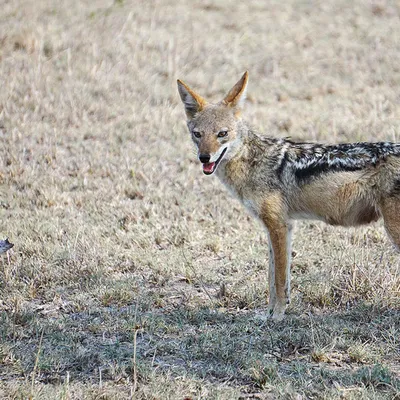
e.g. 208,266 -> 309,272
199,154 -> 211,163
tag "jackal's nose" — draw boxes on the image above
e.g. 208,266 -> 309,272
199,154 -> 211,164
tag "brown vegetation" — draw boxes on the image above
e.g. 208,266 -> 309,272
0,0 -> 399,398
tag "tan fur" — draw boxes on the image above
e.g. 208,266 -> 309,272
292,171 -> 380,226
198,133 -> 221,156
177,79 -> 208,119
261,194 -> 290,319
222,71 -> 249,107
380,197 -> 400,249
177,72 -> 400,321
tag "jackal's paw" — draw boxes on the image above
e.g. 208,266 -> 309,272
255,303 -> 286,322
268,303 -> 287,321
270,309 -> 285,321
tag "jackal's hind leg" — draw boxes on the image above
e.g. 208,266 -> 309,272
380,196 -> 400,251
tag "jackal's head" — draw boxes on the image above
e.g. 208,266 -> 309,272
177,72 -> 248,175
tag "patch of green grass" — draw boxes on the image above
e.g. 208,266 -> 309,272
356,364 -> 399,391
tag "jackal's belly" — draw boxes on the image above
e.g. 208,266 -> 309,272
289,170 -> 384,227
290,202 -> 381,227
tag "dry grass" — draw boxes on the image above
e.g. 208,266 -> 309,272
0,0 -> 400,398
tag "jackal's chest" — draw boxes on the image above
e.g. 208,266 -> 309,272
217,173 -> 262,220
218,168 -> 247,201
217,160 -> 263,216
223,180 -> 261,218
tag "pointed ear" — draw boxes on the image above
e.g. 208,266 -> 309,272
177,79 -> 207,119
222,71 -> 249,109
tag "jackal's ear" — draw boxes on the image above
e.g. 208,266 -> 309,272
222,71 -> 249,109
177,79 -> 207,119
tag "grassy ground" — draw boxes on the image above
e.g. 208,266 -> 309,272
0,0 -> 400,398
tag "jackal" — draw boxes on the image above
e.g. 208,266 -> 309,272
177,72 -> 400,320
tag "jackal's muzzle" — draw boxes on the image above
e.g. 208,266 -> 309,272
201,148 -> 227,175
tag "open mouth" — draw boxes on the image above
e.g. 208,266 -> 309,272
202,148 -> 227,175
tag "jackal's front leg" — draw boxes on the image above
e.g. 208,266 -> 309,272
261,194 -> 292,321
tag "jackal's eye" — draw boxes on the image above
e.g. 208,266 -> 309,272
217,130 -> 228,138
193,131 -> 201,138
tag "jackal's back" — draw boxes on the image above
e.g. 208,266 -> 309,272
279,140 -> 400,185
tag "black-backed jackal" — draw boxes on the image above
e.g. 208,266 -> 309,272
177,72 -> 400,321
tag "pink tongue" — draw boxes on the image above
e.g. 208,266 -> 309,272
203,162 -> 215,173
